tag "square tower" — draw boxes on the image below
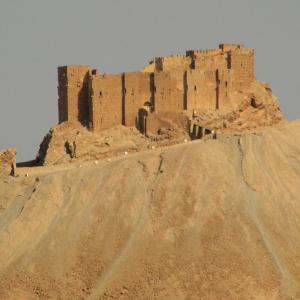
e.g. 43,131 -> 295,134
58,65 -> 91,125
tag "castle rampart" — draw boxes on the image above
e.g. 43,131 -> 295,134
57,44 -> 255,133
154,70 -> 186,113
123,72 -> 153,126
186,69 -> 218,111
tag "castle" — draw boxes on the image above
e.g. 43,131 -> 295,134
58,44 -> 255,133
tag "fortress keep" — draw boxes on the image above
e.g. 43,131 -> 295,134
58,44 -> 255,133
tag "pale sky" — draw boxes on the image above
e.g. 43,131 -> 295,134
0,0 -> 300,161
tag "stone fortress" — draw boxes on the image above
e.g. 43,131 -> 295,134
58,44 -> 255,135
0,43 -> 283,173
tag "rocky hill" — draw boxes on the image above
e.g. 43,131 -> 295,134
36,79 -> 284,167
0,120 -> 300,299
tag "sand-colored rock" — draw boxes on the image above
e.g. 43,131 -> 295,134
0,148 -> 16,177
37,120 -> 190,166
0,121 -> 300,299
192,80 -> 284,132
37,121 -> 146,165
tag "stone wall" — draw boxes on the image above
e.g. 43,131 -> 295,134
217,69 -> 232,109
154,55 -> 191,72
186,69 -> 217,111
187,49 -> 228,70
89,73 -> 123,132
58,65 -> 91,125
124,72 -> 152,126
154,70 -> 186,113
230,48 -> 255,91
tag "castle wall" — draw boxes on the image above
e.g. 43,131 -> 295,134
230,49 -> 255,91
216,69 -> 232,109
89,74 -> 123,132
186,70 -> 217,111
154,55 -> 191,72
58,65 -> 91,124
124,72 -> 152,126
154,70 -> 185,113
192,51 -> 228,71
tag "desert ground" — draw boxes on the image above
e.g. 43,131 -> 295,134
0,120 -> 300,299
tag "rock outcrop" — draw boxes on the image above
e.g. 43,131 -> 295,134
37,121 -> 190,166
0,148 -> 16,177
192,80 -> 284,132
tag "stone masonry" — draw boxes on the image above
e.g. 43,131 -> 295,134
57,44 -> 255,133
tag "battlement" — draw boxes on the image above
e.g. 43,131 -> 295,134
219,43 -> 244,51
186,48 -> 223,57
57,44 -> 256,133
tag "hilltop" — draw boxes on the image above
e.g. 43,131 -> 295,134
0,44 -> 299,299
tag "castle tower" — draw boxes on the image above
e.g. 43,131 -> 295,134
57,65 -> 91,125
219,44 -> 255,91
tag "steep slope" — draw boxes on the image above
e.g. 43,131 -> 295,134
0,121 -> 300,299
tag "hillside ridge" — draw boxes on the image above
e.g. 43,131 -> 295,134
0,120 -> 300,299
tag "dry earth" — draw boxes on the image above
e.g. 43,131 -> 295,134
0,121 -> 300,299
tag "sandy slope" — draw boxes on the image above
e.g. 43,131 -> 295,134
0,121 -> 300,299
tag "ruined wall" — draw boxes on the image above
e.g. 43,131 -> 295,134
124,72 -> 152,126
154,70 -> 186,113
187,49 -> 228,71
186,70 -> 217,111
89,74 -> 123,132
58,65 -> 91,125
145,112 -> 189,135
154,55 -> 191,72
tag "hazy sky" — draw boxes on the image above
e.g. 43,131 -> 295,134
1,0 -> 300,161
